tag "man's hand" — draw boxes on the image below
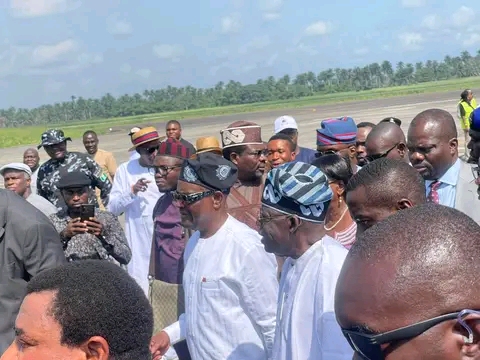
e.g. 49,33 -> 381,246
150,331 -> 171,359
84,217 -> 103,237
132,178 -> 151,195
63,218 -> 87,239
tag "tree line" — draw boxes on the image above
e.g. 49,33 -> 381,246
2,49 -> 480,128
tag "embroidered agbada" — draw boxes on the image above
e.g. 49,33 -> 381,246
163,215 -> 278,360
272,236 -> 353,360
107,159 -> 162,295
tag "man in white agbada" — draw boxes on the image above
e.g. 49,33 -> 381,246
108,126 -> 164,295
150,152 -> 278,360
259,161 -> 353,360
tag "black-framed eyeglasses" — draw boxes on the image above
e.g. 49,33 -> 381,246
172,190 -> 216,205
245,149 -> 268,158
149,165 -> 182,176
365,143 -> 399,163
314,149 -> 338,158
138,145 -> 159,154
342,309 -> 479,360
257,213 -> 290,228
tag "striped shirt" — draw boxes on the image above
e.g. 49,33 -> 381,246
333,222 -> 357,249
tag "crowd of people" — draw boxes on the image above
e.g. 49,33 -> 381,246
0,95 -> 480,360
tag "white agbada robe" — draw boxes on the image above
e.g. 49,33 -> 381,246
272,235 -> 353,360
164,215 -> 278,360
107,158 -> 162,295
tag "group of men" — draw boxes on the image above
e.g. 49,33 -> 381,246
0,106 -> 480,360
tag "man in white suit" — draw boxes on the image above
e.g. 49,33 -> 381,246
407,108 -> 480,223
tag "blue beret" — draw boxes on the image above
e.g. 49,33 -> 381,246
317,117 -> 357,146
262,162 -> 332,222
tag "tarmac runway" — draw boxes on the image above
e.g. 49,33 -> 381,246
0,88 -> 474,169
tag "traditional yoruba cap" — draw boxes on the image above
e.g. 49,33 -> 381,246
37,129 -> 72,149
57,171 -> 92,189
262,162 -> 332,222
128,126 -> 142,136
274,115 -> 298,134
157,138 -> 191,159
220,121 -> 263,149
195,136 -> 222,156
0,162 -> 32,177
379,117 -> 402,126
179,152 -> 238,191
316,117 -> 357,146
128,126 -> 164,151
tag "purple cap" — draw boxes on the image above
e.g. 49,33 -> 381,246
316,117 -> 357,146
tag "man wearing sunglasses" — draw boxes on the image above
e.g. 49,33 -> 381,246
364,122 -> 409,164
259,162 -> 353,360
108,126 -> 165,295
335,203 -> 480,360
407,109 -> 480,224
316,117 -> 360,173
151,153 -> 278,360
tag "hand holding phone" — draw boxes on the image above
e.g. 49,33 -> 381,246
80,204 -> 95,222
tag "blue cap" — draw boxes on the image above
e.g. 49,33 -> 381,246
316,117 -> 357,146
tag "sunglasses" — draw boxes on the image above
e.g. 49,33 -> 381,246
342,309 -> 479,360
172,190 -> 216,205
314,150 -> 338,158
365,143 -> 399,163
139,145 -> 159,154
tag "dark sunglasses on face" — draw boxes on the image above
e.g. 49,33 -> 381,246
342,309 -> 479,360
139,145 -> 159,154
172,190 -> 216,205
365,143 -> 399,163
315,150 -> 338,158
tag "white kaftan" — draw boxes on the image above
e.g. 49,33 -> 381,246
272,236 -> 353,360
107,159 -> 162,295
164,215 -> 278,360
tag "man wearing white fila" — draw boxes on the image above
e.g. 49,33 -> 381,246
273,115 -> 316,164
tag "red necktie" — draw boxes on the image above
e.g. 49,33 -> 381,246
427,181 -> 441,204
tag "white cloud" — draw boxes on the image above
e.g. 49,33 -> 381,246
220,14 -> 241,34
304,21 -> 331,36
43,78 -> 64,93
31,39 -> 76,65
263,13 -> 280,21
463,33 -> 480,46
421,14 -> 441,30
106,15 -> 133,36
260,0 -> 282,21
400,0 -> 426,8
354,47 -> 369,55
136,68 -> 151,79
398,32 -> 424,51
238,35 -> 271,54
452,6 -> 475,28
10,0 -> 80,18
120,63 -> 131,73
76,53 -> 103,65
152,44 -> 184,61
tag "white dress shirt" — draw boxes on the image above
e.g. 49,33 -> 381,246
107,159 -> 162,295
164,215 -> 278,360
272,236 -> 353,360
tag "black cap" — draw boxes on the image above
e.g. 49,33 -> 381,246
57,171 -> 92,189
179,152 -> 238,191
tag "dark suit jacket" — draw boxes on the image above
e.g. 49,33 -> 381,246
0,190 -> 66,354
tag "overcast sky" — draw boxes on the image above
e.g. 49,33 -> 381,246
1,0 -> 478,109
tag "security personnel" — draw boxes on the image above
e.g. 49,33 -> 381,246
457,89 -> 478,158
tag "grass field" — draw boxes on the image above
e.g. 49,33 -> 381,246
1,76 -> 479,148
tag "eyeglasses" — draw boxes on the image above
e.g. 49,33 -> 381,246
365,143 -> 399,163
172,190 -> 215,205
149,165 -> 182,176
342,309 -> 480,360
314,150 -> 338,158
138,145 -> 159,154
245,149 -> 268,158
257,214 -> 290,228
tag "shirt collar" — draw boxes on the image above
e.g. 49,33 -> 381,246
426,158 -> 461,186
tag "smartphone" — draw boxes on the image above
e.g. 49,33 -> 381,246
80,204 -> 95,222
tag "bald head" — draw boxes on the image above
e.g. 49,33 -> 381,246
336,204 -> 480,343
23,148 -> 40,171
365,122 -> 407,161
409,108 -> 457,140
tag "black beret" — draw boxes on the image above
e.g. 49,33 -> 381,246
57,171 -> 92,189
179,153 -> 238,191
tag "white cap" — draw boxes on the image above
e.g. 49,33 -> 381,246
0,162 -> 32,177
274,115 -> 298,134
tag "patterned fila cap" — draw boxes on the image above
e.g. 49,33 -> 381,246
220,121 -> 263,149
157,137 -> 191,159
316,117 -> 357,146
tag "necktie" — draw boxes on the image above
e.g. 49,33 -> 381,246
427,181 -> 441,204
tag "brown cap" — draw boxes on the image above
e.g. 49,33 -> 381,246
220,121 -> 263,149
195,136 -> 222,155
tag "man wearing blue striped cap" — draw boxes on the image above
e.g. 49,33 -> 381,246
259,162 -> 353,360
